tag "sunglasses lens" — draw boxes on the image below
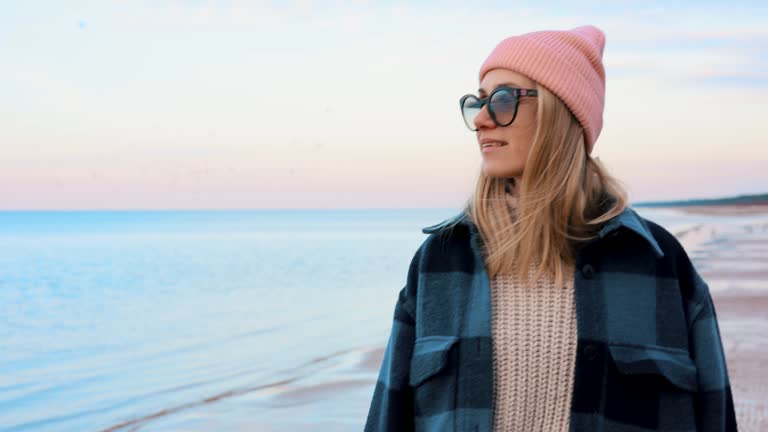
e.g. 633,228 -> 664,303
490,89 -> 518,126
461,96 -> 482,130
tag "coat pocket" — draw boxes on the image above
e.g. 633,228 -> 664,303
603,342 -> 699,430
409,335 -> 459,386
408,334 -> 460,425
607,342 -> 698,392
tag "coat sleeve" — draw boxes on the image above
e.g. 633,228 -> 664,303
363,245 -> 422,432
687,267 -> 739,431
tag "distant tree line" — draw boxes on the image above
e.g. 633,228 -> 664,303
635,193 -> 768,207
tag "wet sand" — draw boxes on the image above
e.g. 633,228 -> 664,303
707,290 -> 768,432
668,204 -> 768,432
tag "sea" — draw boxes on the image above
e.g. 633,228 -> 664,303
0,207 -> 762,431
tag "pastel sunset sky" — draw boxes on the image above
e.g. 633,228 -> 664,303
1,1 -> 766,209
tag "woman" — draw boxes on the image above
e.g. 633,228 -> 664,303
364,25 -> 738,432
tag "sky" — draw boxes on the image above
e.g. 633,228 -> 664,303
1,0 -> 766,210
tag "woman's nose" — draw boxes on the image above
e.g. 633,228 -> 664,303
474,104 -> 496,129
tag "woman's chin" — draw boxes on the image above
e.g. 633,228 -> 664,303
482,162 -> 521,179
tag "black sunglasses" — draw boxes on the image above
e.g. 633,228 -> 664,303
459,86 -> 538,131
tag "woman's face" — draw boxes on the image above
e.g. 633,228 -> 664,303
474,68 -> 538,180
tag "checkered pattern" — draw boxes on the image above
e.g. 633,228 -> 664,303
364,204 -> 737,431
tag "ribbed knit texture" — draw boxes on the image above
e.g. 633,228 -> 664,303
489,189 -> 578,432
478,25 -> 606,155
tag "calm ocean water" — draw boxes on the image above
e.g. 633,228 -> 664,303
0,207 -> 755,431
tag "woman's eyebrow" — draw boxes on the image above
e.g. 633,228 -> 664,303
478,82 -> 524,95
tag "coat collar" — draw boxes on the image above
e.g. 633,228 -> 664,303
421,204 -> 664,258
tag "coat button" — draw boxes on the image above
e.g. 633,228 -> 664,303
581,263 -> 595,279
583,343 -> 598,360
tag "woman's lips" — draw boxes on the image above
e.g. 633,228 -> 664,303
480,140 -> 508,153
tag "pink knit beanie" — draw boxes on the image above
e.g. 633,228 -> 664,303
479,25 -> 606,155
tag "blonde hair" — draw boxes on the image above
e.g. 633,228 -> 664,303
455,82 -> 629,287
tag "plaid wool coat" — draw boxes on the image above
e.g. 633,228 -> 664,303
363,203 -> 738,432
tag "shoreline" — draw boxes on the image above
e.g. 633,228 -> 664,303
643,203 -> 768,216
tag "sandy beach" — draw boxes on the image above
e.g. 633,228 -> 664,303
668,204 -> 768,432
670,204 -> 768,216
